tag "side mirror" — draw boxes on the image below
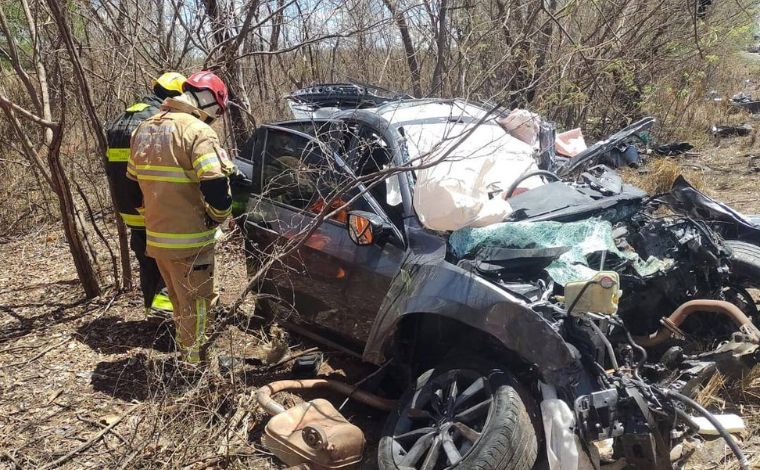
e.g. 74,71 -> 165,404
347,211 -> 393,246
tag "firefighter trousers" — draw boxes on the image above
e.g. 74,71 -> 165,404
155,248 -> 218,362
130,230 -> 171,312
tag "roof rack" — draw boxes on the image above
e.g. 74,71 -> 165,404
285,82 -> 411,110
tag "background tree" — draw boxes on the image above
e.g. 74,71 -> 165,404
0,0 -> 755,297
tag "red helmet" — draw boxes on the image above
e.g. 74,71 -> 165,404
184,71 -> 228,115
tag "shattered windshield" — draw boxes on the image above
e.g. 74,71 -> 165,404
450,218 -> 673,285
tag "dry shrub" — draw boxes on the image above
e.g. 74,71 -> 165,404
730,365 -> 760,403
687,368 -> 760,470
64,323 -> 299,469
644,52 -> 760,143
241,324 -> 290,364
99,353 -> 271,469
0,77 -> 56,239
692,366 -> 760,435
620,158 -> 704,194
0,164 -> 52,238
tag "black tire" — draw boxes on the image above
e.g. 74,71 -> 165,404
725,240 -> 760,288
378,358 -> 538,470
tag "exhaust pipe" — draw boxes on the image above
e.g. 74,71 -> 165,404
256,379 -> 396,415
632,299 -> 760,347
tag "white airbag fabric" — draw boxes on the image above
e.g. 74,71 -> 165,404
380,102 -> 540,231
497,108 -> 541,147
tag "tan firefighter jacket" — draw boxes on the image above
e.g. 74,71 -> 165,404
127,96 -> 235,259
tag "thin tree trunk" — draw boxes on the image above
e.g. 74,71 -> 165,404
431,0 -> 448,97
75,181 -> 119,289
531,0 -> 557,104
203,0 -> 253,152
382,0 -> 422,97
46,0 -> 132,290
48,122 -> 101,298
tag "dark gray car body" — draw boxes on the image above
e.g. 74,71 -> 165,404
233,109 -> 583,387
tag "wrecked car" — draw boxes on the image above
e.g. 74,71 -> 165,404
231,85 -> 760,470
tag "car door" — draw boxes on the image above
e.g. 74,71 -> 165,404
230,127 -> 266,219
243,125 -> 405,343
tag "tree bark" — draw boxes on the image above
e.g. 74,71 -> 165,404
202,0 -> 253,153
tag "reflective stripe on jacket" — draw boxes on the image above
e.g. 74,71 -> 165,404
106,96 -> 162,229
128,96 -> 232,259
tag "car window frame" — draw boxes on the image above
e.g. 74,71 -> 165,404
266,119 -> 337,138
255,124 -> 405,245
236,127 -> 267,189
330,111 -> 416,222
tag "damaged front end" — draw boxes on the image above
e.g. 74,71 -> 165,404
442,183 -> 759,468
565,301 -> 758,470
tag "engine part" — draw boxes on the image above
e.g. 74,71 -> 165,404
618,433 -> 663,469
262,398 -> 366,469
586,319 -> 620,370
292,351 -> 324,379
661,389 -> 750,470
649,337 -> 760,401
694,338 -> 760,379
574,389 -> 624,441
257,379 -> 396,469
659,360 -> 716,397
562,272 -> 621,315
660,346 -> 684,370
632,299 -> 760,347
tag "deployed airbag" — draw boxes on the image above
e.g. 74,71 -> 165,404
384,101 -> 541,231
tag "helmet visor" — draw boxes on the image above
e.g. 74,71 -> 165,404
187,88 -> 222,120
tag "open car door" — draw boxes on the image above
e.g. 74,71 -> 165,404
241,124 -> 404,343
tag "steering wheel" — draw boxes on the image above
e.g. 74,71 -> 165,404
505,170 -> 561,199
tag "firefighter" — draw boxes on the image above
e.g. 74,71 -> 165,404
106,72 -> 186,317
127,71 -> 235,363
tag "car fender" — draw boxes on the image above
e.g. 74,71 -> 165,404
363,253 -> 582,387
665,175 -> 760,244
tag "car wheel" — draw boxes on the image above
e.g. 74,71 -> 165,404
725,240 -> 760,288
378,359 -> 538,470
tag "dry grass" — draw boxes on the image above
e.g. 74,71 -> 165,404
686,367 -> 760,470
697,372 -> 728,410
643,53 -> 760,144
620,157 -> 705,194
694,367 -> 760,433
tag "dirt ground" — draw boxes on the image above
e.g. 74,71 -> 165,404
3,101 -> 760,469
0,231 -> 387,469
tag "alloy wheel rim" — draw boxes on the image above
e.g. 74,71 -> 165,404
390,369 -> 494,470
